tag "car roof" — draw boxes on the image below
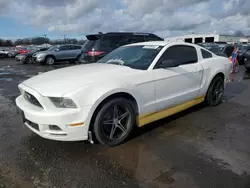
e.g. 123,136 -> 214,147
56,44 -> 82,47
87,32 -> 160,36
85,32 -> 163,41
126,41 -> 199,47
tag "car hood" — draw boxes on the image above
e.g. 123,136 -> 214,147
33,51 -> 48,56
21,63 -> 141,97
23,51 -> 37,56
0,50 -> 9,54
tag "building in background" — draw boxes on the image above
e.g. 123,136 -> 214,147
164,33 -> 250,44
37,43 -> 52,48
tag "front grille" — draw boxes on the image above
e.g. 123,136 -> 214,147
24,92 -> 43,108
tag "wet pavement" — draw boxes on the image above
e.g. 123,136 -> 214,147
0,58 -> 250,188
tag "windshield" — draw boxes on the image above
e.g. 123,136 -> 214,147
209,46 -> 222,53
238,45 -> 249,51
98,45 -> 163,70
82,40 -> 97,50
47,46 -> 58,51
200,43 -> 223,52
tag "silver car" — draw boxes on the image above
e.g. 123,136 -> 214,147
32,44 -> 82,65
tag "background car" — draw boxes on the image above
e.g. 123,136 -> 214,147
244,51 -> 250,72
197,43 -> 227,57
32,44 -> 82,65
16,42 -> 231,146
15,47 -> 50,64
237,44 -> 250,64
78,32 -> 164,64
0,48 -> 14,58
197,42 -> 234,58
218,44 -> 234,57
16,47 -> 32,54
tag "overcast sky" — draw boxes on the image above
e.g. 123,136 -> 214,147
0,0 -> 250,39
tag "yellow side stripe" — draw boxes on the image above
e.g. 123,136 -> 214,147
69,122 -> 85,127
137,95 -> 205,127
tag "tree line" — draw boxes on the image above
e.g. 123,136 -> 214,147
0,37 -> 86,47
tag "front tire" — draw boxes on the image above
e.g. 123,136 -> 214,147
7,53 -> 12,58
45,56 -> 55,65
75,55 -> 81,64
205,76 -> 224,106
25,56 -> 32,64
93,98 -> 136,146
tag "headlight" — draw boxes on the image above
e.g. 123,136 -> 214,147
49,97 -> 77,108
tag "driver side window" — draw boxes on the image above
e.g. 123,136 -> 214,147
154,45 -> 198,69
59,46 -> 70,51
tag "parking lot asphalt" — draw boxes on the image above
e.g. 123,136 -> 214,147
0,58 -> 250,188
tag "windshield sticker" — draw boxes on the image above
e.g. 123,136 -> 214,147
106,58 -> 125,65
143,45 -> 159,49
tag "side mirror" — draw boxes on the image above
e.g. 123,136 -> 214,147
158,59 -> 179,69
55,48 -> 59,52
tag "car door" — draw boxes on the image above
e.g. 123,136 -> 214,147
153,45 -> 203,111
68,45 -> 80,59
56,45 -> 71,60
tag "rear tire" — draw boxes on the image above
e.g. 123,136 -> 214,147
75,55 -> 81,64
45,56 -> 55,65
205,76 -> 224,106
93,97 -> 136,147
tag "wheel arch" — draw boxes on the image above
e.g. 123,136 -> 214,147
45,54 -> 56,60
24,55 -> 32,63
205,71 -> 225,96
88,91 -> 140,131
25,55 -> 32,59
213,72 -> 225,80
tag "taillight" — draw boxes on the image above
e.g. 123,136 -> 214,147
87,51 -> 104,56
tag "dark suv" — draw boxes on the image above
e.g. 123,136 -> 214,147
78,32 -> 164,63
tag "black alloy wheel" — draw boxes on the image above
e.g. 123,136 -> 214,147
93,98 -> 136,146
45,56 -> 55,65
25,56 -> 32,64
206,76 -> 224,106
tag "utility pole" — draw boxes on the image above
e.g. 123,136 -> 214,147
64,35 -> 66,44
44,34 -> 47,47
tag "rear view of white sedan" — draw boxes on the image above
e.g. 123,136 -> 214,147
16,41 -> 231,146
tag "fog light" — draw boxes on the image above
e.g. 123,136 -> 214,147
49,125 -> 62,131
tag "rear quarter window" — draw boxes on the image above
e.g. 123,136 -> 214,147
201,49 -> 213,58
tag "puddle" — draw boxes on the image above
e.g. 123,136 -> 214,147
0,78 -> 13,81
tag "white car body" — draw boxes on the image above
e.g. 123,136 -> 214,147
16,41 -> 231,142
0,50 -> 9,55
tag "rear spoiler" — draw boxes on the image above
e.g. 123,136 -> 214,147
86,34 -> 101,40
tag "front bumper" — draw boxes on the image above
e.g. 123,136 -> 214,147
32,56 -> 45,63
15,55 -> 25,62
15,86 -> 92,141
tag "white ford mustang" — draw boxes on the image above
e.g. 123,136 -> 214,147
16,41 -> 231,146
